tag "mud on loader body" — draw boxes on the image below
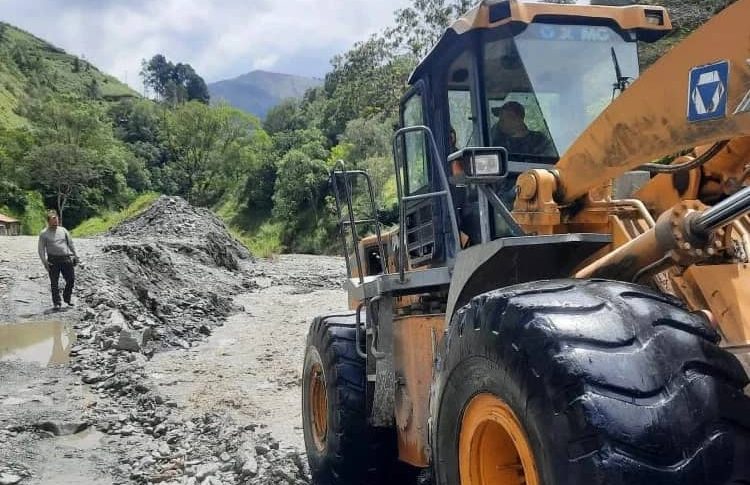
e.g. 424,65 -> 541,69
302,1 -> 750,483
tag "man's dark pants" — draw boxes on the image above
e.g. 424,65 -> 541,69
48,255 -> 75,306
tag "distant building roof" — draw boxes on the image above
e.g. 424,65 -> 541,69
0,213 -> 19,223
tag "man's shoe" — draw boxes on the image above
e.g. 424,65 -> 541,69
65,300 -> 74,307
53,303 -> 62,311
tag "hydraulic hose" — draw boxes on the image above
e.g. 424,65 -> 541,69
637,141 -> 728,174
577,187 -> 750,281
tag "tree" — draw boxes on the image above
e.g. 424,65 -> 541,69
178,63 -> 210,104
86,78 -> 101,100
321,36 -> 414,142
24,143 -> 99,223
162,102 -> 260,204
272,149 -> 329,221
263,99 -> 305,135
109,99 -> 163,145
339,116 -> 393,163
0,126 -> 35,177
19,96 -> 132,226
141,55 -> 210,105
140,54 -> 172,100
388,0 -> 474,58
241,131 -> 276,212
23,96 -> 114,150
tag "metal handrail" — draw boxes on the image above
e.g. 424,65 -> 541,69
330,165 -> 353,279
392,125 -> 461,283
330,161 -> 387,284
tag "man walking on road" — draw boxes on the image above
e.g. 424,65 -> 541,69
38,210 -> 78,310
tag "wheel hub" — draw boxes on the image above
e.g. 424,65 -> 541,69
309,362 -> 328,452
459,393 -> 539,485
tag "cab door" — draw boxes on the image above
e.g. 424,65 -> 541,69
398,83 -> 437,269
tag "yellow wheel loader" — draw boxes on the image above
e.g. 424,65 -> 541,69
302,1 -> 750,483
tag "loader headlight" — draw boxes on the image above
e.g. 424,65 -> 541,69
449,147 -> 508,179
644,9 -> 665,25
472,154 -> 501,176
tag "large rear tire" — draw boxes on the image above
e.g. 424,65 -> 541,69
302,313 -> 406,484
431,279 -> 750,485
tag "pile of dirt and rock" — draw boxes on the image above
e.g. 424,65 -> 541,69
59,337 -> 310,485
77,196 -> 256,355
60,196 -> 312,484
109,196 -> 251,271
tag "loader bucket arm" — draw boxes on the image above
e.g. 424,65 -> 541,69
554,0 -> 750,204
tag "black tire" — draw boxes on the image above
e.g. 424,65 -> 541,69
431,279 -> 750,485
302,313 -> 406,484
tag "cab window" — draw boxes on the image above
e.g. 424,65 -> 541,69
402,93 -> 429,194
446,51 -> 479,152
483,24 -> 639,159
483,36 -> 556,159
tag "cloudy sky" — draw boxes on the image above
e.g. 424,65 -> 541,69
0,0 -> 411,89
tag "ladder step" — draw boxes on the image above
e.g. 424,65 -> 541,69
341,219 -> 377,225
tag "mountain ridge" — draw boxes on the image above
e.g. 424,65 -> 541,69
208,69 -> 322,119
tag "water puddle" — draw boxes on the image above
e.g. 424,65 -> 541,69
0,320 -> 76,366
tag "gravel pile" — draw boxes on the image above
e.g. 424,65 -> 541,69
62,339 -> 310,484
109,196 -> 251,271
53,196 -> 312,484
77,196 -> 258,354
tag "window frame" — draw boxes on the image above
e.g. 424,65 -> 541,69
399,85 -> 431,196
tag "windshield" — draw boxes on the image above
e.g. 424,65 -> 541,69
483,24 -> 638,159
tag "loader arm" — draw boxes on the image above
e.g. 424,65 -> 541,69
554,0 -> 750,204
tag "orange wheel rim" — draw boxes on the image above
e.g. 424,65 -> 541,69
459,393 -> 540,485
309,362 -> 328,452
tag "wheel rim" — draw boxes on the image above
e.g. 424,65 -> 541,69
309,362 -> 328,452
459,393 -> 540,485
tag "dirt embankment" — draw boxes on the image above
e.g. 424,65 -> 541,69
0,196 -> 346,485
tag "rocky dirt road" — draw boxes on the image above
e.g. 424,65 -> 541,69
0,197 -> 346,485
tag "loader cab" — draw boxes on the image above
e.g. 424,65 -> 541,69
397,0 -> 669,267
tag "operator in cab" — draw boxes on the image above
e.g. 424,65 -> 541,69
490,101 -> 552,156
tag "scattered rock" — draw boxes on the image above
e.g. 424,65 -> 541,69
81,371 -> 103,384
115,329 -> 143,352
195,462 -> 220,481
35,420 -> 89,436
241,455 -> 258,478
0,473 -> 22,485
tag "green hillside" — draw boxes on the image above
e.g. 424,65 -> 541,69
0,22 -> 138,127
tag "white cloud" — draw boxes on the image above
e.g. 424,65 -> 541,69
0,0 -> 411,89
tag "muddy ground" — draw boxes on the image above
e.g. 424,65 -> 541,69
0,197 -> 346,485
